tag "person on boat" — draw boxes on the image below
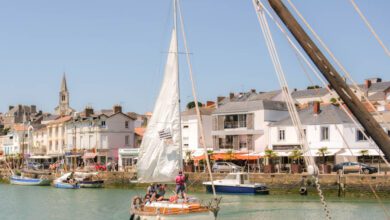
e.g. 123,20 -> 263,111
175,171 -> 187,201
156,184 -> 167,201
146,183 -> 157,201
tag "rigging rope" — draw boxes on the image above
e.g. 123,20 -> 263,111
177,0 -> 218,199
349,0 -> 390,57
252,1 -> 331,219
286,0 -> 390,130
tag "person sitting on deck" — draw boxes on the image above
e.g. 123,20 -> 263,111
175,171 -> 187,201
156,184 -> 167,201
146,183 -> 157,201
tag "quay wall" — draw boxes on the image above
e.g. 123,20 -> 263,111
2,169 -> 390,191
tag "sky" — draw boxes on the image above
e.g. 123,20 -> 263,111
0,0 -> 389,114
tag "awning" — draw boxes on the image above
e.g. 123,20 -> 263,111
235,153 -> 262,160
83,153 -> 97,159
337,149 -> 384,156
303,149 -> 341,157
29,156 -> 53,159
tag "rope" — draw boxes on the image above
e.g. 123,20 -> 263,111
349,0 -> 390,57
253,1 -> 331,219
286,0 -> 390,130
177,0 -> 218,199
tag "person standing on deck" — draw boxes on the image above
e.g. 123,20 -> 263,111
175,171 -> 187,201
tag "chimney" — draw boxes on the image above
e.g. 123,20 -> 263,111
30,105 -> 37,113
313,101 -> 320,114
113,105 -> 122,114
8,106 -> 14,111
85,107 -> 94,117
251,89 -> 256,93
217,96 -> 225,103
365,79 -> 372,89
229,93 -> 235,100
206,101 -> 215,107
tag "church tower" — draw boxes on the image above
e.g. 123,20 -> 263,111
55,73 -> 74,116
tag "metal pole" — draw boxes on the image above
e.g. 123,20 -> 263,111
268,0 -> 390,158
174,0 -> 184,171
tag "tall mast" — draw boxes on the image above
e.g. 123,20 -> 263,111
174,0 -> 184,171
268,0 -> 390,157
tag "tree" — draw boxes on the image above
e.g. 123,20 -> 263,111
186,101 -> 203,109
317,147 -> 329,165
307,85 -> 321,90
360,149 -> 369,164
264,148 -> 278,165
289,148 -> 303,165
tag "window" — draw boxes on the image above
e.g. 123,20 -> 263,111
278,129 -> 285,141
62,95 -> 66,101
184,144 -> 189,147
101,121 -> 106,127
183,125 -> 189,129
125,135 -> 129,146
125,121 -> 129,129
356,130 -> 368,141
224,114 -> 247,129
388,130 -> 390,137
321,127 -> 329,141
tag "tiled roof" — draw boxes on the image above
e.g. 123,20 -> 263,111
271,104 -> 352,126
214,100 -> 288,114
13,124 -> 29,131
356,81 -> 390,93
48,116 -> 72,125
135,127 -> 145,136
368,92 -> 386,101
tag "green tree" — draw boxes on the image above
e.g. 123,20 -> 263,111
289,148 -> 303,165
264,148 -> 278,165
360,149 -> 369,164
186,101 -> 203,109
317,147 -> 329,165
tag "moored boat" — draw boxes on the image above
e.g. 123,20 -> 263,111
10,175 -> 51,186
74,172 -> 104,188
53,172 -> 80,189
203,173 -> 269,195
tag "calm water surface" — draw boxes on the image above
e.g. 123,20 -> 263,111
0,184 -> 389,220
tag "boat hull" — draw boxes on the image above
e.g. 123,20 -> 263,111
204,184 -> 269,195
79,180 -> 104,188
130,212 -> 214,220
10,176 -> 51,186
54,182 -> 80,189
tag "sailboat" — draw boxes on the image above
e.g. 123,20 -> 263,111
130,1 -> 219,219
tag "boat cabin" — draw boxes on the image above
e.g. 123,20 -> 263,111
219,173 -> 251,185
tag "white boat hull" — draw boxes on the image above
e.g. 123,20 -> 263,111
131,211 -> 214,220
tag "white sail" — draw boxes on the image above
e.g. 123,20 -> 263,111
137,29 -> 181,183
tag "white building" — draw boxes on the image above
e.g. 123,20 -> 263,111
65,106 -> 135,163
212,100 -> 289,153
269,103 -> 384,163
1,124 -> 29,156
181,107 -> 214,152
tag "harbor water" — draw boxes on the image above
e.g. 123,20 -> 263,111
0,184 -> 389,220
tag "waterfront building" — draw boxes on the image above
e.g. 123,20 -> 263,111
1,124 -> 29,156
181,107 -> 214,152
46,116 -> 72,157
211,99 -> 289,153
65,105 -> 135,163
54,74 -> 75,116
269,102 -> 385,164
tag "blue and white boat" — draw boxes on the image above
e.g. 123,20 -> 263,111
10,175 -> 51,186
203,173 -> 269,195
54,172 -> 80,189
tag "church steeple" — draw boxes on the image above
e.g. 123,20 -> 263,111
61,73 -> 68,92
55,73 -> 74,116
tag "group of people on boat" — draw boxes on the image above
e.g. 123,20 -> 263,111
138,171 -> 188,207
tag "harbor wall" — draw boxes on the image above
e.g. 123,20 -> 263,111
2,169 -> 390,191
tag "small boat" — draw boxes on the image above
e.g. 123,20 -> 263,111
79,180 -> 104,188
53,172 -> 80,189
10,175 -> 51,186
203,172 -> 269,195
